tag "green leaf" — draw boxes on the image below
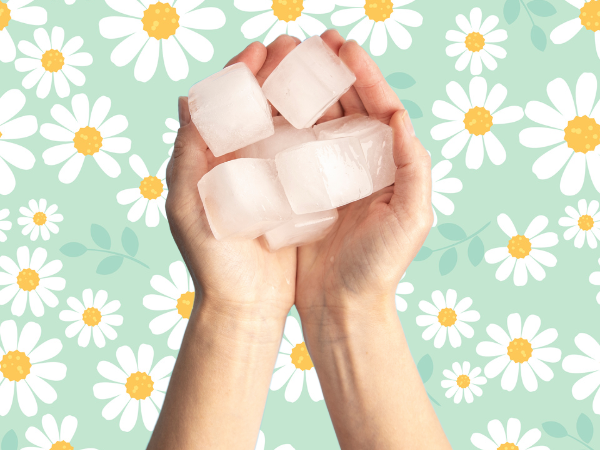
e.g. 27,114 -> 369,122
1,430 -> 17,450
542,421 -> 568,438
414,246 -> 433,261
386,72 -> 416,89
59,242 -> 87,257
577,413 -> 593,443
439,247 -> 458,276
438,223 -> 467,241
96,256 -> 123,275
417,354 -> 433,383
527,0 -> 556,16
121,227 -> 139,257
400,99 -> 423,119
468,236 -> 485,266
531,25 -> 547,51
504,0 -> 521,24
91,224 -> 111,249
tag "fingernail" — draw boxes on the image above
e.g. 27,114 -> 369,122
402,109 -> 415,137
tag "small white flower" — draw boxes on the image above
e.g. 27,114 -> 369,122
416,289 -> 480,348
59,289 -> 123,348
65,0 -> 76,4
559,199 -> 600,248
471,418 -> 549,450
271,316 -> 323,403
441,361 -> 486,404
550,0 -> 600,60
395,272 -> 413,312
589,258 -> 600,303
255,430 -> 295,450
163,117 -> 179,156
562,333 -> 600,413
23,414 -> 97,450
0,208 -> 11,242
0,0 -> 47,63
18,198 -> 63,241
476,313 -> 561,392
431,160 -> 463,226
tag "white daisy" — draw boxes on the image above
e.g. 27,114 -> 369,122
431,159 -> 463,226
445,7 -> 507,75
471,418 -> 549,450
116,155 -> 168,228
476,313 -> 561,392
0,0 -> 47,63
562,333 -> 600,413
65,0 -> 76,4
0,320 -> 67,417
550,0 -> 600,60
559,199 -> 600,248
588,258 -> 600,303
395,272 -> 413,312
163,117 -> 178,156
431,77 -> 524,169
18,199 -> 63,242
270,316 -> 323,403
331,0 -> 423,56
143,261 -> 194,350
441,361 -> 487,404
15,26 -> 92,99
23,414 -> 97,450
519,73 -> 600,196
0,88 -> 37,196
99,0 -> 226,82
236,0 -> 333,45
59,289 -> 123,349
255,430 -> 295,450
484,214 -> 558,286
41,93 -> 130,184
416,289 -> 480,349
0,208 -> 11,242
93,344 -> 174,432
0,246 -> 65,317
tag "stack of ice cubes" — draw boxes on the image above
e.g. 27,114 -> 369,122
189,36 -> 397,252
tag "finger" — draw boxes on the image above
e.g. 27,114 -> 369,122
256,34 -> 301,87
340,85 -> 368,117
224,41 -> 267,75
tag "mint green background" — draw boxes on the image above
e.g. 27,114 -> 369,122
1,0 -> 600,449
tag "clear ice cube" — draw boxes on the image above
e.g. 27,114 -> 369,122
264,209 -> 339,252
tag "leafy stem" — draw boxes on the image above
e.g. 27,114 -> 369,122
427,392 -> 441,406
520,0 -> 536,25
568,434 -> 595,450
431,222 -> 491,253
87,248 -> 149,268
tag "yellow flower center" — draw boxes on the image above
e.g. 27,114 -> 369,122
17,268 -> 40,291
0,130 -> 2,138
176,291 -> 194,319
272,0 -> 304,22
82,307 -> 102,326
0,350 -> 31,382
33,212 -> 47,226
580,0 -> 600,32
497,444 -> 519,450
465,31 -> 485,52
125,371 -> 154,400
142,2 -> 180,39
49,442 -> 73,450
437,307 -> 457,327
364,0 -> 393,22
507,235 -> 531,259
0,1 -> 10,31
139,176 -> 164,200
507,337 -> 532,363
290,342 -> 314,371
564,115 -> 600,154
464,107 -> 493,135
579,214 -> 594,231
456,374 -> 470,388
73,126 -> 103,156
41,49 -> 65,73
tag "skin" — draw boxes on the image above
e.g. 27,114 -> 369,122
148,31 -> 451,450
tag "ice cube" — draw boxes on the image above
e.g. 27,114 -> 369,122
237,116 -> 316,160
188,62 -> 274,157
264,209 -> 339,252
275,137 -> 373,214
197,158 -> 292,240
313,114 -> 396,192
262,36 -> 356,129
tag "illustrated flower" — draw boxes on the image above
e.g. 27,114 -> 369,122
471,418 -> 549,450
394,272 -> 413,312
0,320 -> 66,417
23,414 -> 97,450
0,246 -> 65,317
41,93 -> 130,183
59,289 -> 123,348
484,214 -> 558,286
445,7 -> 507,75
143,261 -> 194,350
18,199 -> 63,241
550,0 -> 600,60
520,73 -> 600,195
0,0 -> 47,63
116,155 -> 168,228
0,89 -> 37,195
589,258 -> 600,303
255,430 -> 294,450
236,0 -> 333,45
559,199 -> 600,248
562,333 -> 600,413
99,0 -> 226,82
271,316 -> 323,402
65,0 -> 75,4
476,313 -> 561,392
93,344 -> 174,432
163,117 -> 179,156
431,77 -> 524,169
432,159 -> 463,226
15,26 -> 92,99
0,208 -> 11,242
416,289 -> 480,348
441,361 -> 486,404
